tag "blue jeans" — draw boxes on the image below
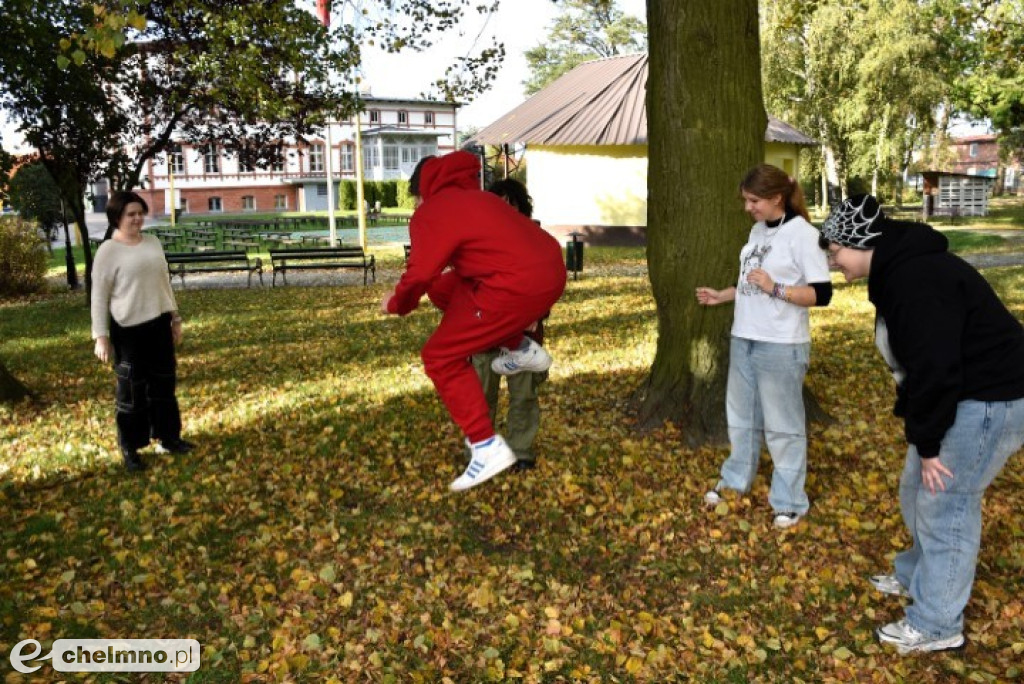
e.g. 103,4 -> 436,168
717,337 -> 811,515
894,398 -> 1024,638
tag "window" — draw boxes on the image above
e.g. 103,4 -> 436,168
274,194 -> 288,210
203,145 -> 220,174
208,197 -> 223,212
398,110 -> 408,125
340,144 -> 354,172
424,111 -> 434,125
238,154 -> 255,173
242,195 -> 255,211
363,145 -> 379,171
317,184 -> 328,196
169,145 -> 184,175
969,143 -> 979,158
383,143 -> 399,170
369,109 -> 380,124
310,143 -> 325,173
271,153 -> 285,172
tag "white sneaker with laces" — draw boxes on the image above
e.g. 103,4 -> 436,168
869,574 -> 910,597
773,512 -> 801,529
450,435 -> 517,492
491,337 -> 552,376
876,619 -> 964,654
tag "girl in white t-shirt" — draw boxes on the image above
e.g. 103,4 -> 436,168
695,164 -> 831,529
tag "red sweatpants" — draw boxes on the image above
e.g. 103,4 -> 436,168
424,271 -> 562,443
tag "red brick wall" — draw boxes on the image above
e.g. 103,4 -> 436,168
138,186 -> 299,216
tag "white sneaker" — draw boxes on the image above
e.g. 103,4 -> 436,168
704,490 -> 722,506
773,512 -> 801,529
869,574 -> 910,597
876,619 -> 964,654
450,435 -> 517,492
491,337 -> 552,376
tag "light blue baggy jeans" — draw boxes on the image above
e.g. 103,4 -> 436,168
894,398 -> 1024,638
717,337 -> 811,515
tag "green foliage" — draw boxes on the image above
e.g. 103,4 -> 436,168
8,162 -> 62,243
524,0 -> 647,95
397,180 -> 415,210
0,146 -> 12,206
951,0 -> 1024,154
362,181 -> 380,209
380,180 -> 398,208
340,180 -> 358,211
0,215 -> 47,296
762,0 -> 960,199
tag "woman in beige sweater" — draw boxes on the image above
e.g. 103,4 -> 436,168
91,191 -> 193,471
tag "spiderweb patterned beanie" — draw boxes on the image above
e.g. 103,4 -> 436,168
820,194 -> 886,249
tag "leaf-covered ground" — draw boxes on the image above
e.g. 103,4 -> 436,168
1,249 -> 1022,682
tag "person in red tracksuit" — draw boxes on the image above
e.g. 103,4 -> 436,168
380,151 -> 567,491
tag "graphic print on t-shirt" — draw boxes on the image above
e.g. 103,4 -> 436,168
738,241 -> 772,297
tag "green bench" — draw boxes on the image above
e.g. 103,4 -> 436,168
165,250 -> 263,288
270,247 -> 376,286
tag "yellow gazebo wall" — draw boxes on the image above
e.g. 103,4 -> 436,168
764,142 -> 800,181
530,143 -> 804,230
530,145 -> 648,227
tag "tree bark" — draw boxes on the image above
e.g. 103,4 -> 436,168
0,359 -> 31,403
637,0 -> 765,445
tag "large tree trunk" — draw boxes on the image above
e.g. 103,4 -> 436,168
636,0 -> 765,445
0,359 -> 31,402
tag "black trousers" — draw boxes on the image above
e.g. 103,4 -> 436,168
110,312 -> 182,451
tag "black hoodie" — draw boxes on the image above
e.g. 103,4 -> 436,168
867,221 -> 1024,458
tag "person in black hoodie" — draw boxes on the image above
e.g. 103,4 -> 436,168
819,194 -> 1024,654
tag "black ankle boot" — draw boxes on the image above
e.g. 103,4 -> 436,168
122,449 -> 147,472
158,438 -> 195,454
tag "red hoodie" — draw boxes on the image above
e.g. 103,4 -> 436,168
388,151 -> 566,315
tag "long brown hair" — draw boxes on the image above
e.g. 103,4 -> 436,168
740,164 -> 809,221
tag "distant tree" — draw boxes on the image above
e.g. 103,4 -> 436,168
636,0 -> 764,440
762,0 -> 952,203
0,146 -> 12,208
523,0 -> 646,95
8,162 -> 62,252
952,0 -> 1024,156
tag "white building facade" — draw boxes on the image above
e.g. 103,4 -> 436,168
133,96 -> 458,216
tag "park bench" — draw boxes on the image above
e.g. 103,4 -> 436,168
270,246 -> 376,286
165,250 -> 263,288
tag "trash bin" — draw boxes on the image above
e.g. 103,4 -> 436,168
565,232 -> 584,280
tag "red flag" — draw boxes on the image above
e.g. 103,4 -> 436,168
316,0 -> 330,26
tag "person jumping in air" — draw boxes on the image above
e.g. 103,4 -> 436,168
380,152 -> 566,491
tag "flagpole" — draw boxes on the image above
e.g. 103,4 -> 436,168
316,0 -> 338,246
355,102 -> 367,251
